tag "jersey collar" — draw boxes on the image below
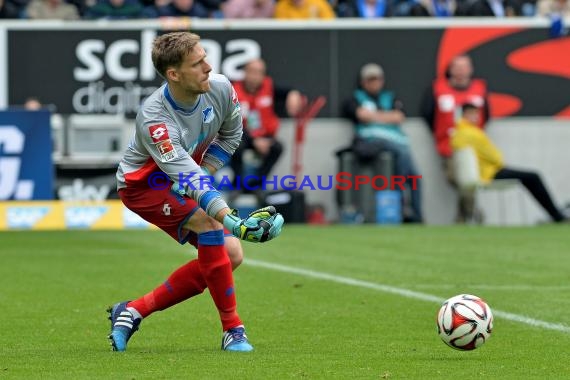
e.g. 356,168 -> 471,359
164,85 -> 201,115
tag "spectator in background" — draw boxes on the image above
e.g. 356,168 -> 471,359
198,0 -> 225,16
8,0 -> 29,15
24,97 -> 43,110
25,0 -> 79,19
452,103 -> 568,223
1,0 -> 22,17
422,54 -> 490,223
143,0 -> 208,17
409,0 -> 456,16
336,0 -> 393,17
537,0 -> 569,37
67,0 -> 89,16
344,63 -> 423,223
274,0 -> 335,18
222,0 -> 274,18
538,0 -> 569,15
230,58 -> 304,192
140,0 -> 169,16
84,0 -> 143,18
391,0 -> 417,15
455,0 -> 522,16
518,0 -> 536,15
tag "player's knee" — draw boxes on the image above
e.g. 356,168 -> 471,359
183,208 -> 223,233
226,237 -> 243,270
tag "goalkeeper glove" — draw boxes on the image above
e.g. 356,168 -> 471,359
223,206 -> 284,243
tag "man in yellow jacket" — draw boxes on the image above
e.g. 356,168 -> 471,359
451,103 -> 567,223
274,0 -> 336,18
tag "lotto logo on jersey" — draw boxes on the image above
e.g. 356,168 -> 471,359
149,123 -> 169,143
157,139 -> 179,162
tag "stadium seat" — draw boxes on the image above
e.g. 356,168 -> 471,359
64,114 -> 132,167
452,147 -> 527,225
241,148 -> 262,178
335,147 -> 394,223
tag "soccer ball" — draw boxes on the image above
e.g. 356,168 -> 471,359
436,294 -> 493,351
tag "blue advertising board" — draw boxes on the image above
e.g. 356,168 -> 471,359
0,110 -> 53,200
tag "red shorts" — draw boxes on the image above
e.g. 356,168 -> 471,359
119,186 -> 229,247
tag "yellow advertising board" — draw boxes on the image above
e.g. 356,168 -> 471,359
0,201 -> 156,230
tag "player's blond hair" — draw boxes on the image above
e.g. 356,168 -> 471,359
152,32 -> 201,79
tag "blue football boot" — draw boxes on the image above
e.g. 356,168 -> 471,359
107,301 -> 141,352
221,326 -> 254,352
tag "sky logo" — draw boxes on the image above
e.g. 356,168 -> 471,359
7,207 -> 50,228
65,206 -> 107,228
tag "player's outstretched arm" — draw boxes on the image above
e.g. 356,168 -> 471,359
171,165 -> 283,242
218,206 -> 284,243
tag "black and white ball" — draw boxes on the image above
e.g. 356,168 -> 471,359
436,294 -> 493,351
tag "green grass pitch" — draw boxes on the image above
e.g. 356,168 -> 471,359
1,226 -> 570,379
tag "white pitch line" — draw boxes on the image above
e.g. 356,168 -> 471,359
245,258 -> 570,334
411,284 -> 570,291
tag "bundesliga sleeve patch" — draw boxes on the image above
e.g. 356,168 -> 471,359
156,139 -> 179,162
149,123 -> 169,143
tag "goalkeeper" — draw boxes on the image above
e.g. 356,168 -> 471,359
110,32 -> 284,353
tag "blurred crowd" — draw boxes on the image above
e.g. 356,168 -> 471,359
1,0 -> 569,20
